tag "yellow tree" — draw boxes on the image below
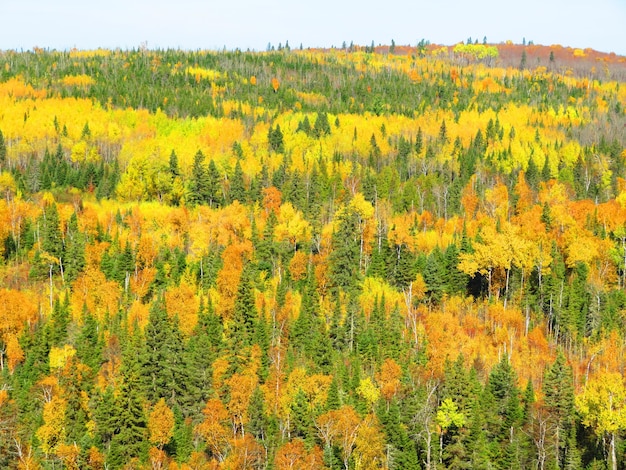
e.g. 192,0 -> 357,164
354,415 -> 386,469
36,396 -> 67,457
195,398 -> 231,463
148,398 -> 175,450
316,405 -> 361,470
576,372 -> 626,470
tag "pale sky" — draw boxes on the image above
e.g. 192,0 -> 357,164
1,0 -> 625,55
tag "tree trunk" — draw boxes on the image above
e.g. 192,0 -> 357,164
610,432 -> 617,470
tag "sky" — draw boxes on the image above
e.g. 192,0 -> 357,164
1,0 -> 625,56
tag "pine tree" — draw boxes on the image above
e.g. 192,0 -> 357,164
185,299 -> 222,413
423,247 -> 446,303
93,386 -> 118,451
247,386 -> 269,442
268,124 -> 284,153
290,388 -> 316,445
377,400 -> 420,469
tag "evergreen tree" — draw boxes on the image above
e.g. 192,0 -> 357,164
75,309 -> 104,373
268,124 -> 284,153
328,207 -> 362,293
189,150 -> 210,205
168,149 -> 180,178
63,212 -> 86,283
93,386 -> 118,451
543,352 -> 575,469
290,388 -> 316,445
47,294 -> 70,347
313,112 -> 331,138
41,202 -> 64,261
229,159 -> 246,203
207,159 -> 223,207
108,330 -> 148,468
378,400 -> 420,469
142,297 -> 186,411
247,386 -> 269,442
0,128 -> 6,166
423,247 -> 446,303
226,262 -> 258,372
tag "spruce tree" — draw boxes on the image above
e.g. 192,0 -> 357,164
108,328 -> 148,468
64,212 -> 86,283
226,262 -> 258,373
328,207 -> 362,293
229,159 -> 246,203
75,309 -> 104,373
42,203 -> 64,261
189,150 -> 210,205
142,297 -> 186,410
543,352 -> 575,468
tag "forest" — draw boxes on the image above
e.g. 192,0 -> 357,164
0,40 -> 625,469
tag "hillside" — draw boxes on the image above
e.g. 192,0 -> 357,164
0,42 -> 625,469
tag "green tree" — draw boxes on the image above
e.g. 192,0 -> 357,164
188,150 -> 210,205
0,128 -> 6,166
108,330 -> 148,468
142,297 -> 186,411
543,352 -> 575,469
328,207 -> 362,293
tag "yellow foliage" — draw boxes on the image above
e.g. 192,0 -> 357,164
36,396 -> 67,455
356,377 -> 381,407
49,345 -> 76,369
60,74 -> 95,87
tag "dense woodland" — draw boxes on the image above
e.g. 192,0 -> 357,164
0,41 -> 625,469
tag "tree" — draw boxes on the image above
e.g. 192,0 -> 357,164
329,207 -> 362,293
188,150 -> 210,205
269,124 -> 285,153
230,159 -> 247,203
195,398 -> 231,463
0,129 -> 6,167
313,112 -> 331,138
543,352 -> 575,469
108,331 -> 148,468
227,261 -> 258,372
142,297 -> 186,411
316,405 -> 361,470
576,372 -> 626,470
148,398 -> 175,450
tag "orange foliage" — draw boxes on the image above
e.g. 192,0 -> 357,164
289,251 -> 309,281
274,439 -> 325,470
215,241 -> 253,319
262,186 -> 282,216
377,358 -> 402,402
70,268 -> 121,322
165,279 -> 199,336
195,398 -> 230,462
